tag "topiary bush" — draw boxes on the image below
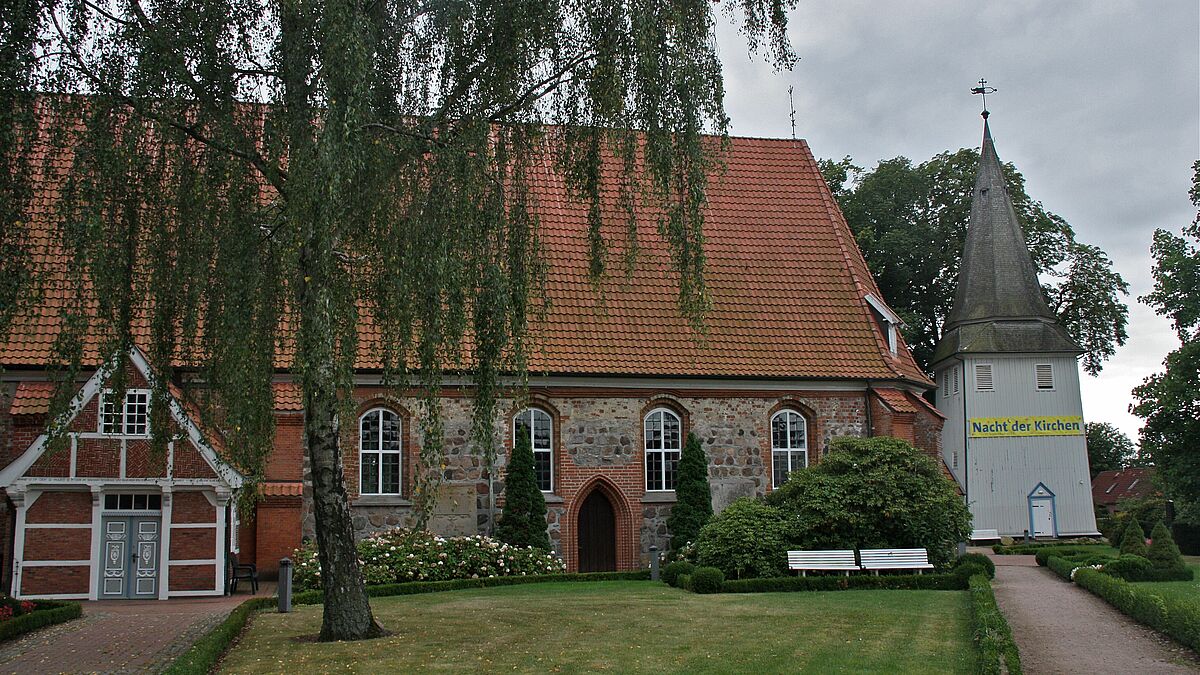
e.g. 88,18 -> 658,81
954,553 -> 995,579
694,498 -> 791,579
292,528 -> 565,591
689,566 -> 725,594
766,436 -> 971,568
666,433 -> 713,553
1100,555 -> 1152,581
661,561 -> 695,588
495,433 -> 551,551
1119,519 -> 1148,557
1147,521 -> 1186,570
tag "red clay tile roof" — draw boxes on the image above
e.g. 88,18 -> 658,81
1092,468 -> 1158,508
873,388 -> 921,415
272,383 -> 303,411
260,481 -> 304,497
2,105 -> 930,386
9,382 -> 55,415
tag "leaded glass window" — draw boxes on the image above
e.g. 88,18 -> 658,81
771,410 -> 807,488
645,408 -> 682,491
514,408 -> 553,492
359,408 -> 401,495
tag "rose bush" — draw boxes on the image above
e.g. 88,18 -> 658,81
293,528 -> 566,591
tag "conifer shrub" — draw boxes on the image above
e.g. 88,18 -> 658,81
953,553 -> 995,579
1119,519 -> 1148,557
495,433 -> 551,551
661,561 -> 695,588
666,433 -> 713,553
1147,521 -> 1186,570
689,566 -> 725,594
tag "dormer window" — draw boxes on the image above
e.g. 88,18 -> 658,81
864,294 -> 901,355
99,389 -> 150,436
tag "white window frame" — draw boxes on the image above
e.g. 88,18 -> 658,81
1035,363 -> 1055,391
513,407 -> 554,493
975,363 -> 994,392
98,389 -> 151,437
864,293 -> 902,355
644,408 -> 682,492
359,407 -> 402,495
770,410 -> 808,489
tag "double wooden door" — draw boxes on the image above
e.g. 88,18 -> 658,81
100,516 -> 161,599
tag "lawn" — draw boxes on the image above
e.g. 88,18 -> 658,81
1132,563 -> 1200,605
221,581 -> 978,674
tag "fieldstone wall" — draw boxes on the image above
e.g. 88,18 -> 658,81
298,388 -> 886,569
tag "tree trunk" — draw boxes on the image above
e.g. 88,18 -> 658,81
304,370 -> 384,641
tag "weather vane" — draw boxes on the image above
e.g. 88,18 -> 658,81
971,78 -> 997,118
788,86 -> 797,140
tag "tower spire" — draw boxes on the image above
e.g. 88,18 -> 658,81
931,115 -> 1080,365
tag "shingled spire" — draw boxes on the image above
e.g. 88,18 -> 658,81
932,119 -> 1080,364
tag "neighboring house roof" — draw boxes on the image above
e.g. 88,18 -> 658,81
2,103 -> 930,386
932,120 -> 1080,366
9,381 -> 55,415
1091,468 -> 1158,508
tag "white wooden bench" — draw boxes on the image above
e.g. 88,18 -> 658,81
787,550 -> 860,576
971,529 -> 1000,542
859,548 -> 934,575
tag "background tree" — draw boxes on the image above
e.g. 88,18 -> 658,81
666,432 -> 712,551
18,0 -> 797,641
495,433 -> 551,551
1134,161 -> 1200,527
1085,422 -> 1135,478
820,149 -> 1129,374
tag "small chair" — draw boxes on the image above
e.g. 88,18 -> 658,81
228,553 -> 259,594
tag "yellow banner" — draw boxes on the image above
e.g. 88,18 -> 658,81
968,416 -> 1084,438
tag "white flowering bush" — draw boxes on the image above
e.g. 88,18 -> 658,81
292,528 -> 566,591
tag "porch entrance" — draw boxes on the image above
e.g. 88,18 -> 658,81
100,516 -> 162,599
577,490 -> 616,572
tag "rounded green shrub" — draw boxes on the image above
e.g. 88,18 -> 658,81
694,498 -> 790,579
953,561 -> 989,580
677,574 -> 692,592
766,437 -> 971,568
953,553 -> 995,579
690,566 -> 725,594
661,561 -> 695,588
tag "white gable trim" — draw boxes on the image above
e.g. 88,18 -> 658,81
864,293 -> 904,327
0,347 -> 243,490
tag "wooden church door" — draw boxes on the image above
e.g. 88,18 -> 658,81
577,490 -> 616,572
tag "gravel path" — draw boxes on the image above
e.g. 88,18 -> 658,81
991,555 -> 1199,674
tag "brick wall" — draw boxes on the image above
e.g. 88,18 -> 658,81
23,527 -> 90,561
172,492 -> 215,524
26,492 -> 91,524
169,528 -> 216,560
21,565 -> 89,595
254,499 -> 302,577
167,563 -> 215,591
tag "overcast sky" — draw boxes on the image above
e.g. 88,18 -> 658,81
714,0 -> 1199,442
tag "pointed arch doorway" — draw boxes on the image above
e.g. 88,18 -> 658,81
577,489 -> 617,572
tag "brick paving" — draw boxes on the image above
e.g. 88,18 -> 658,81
0,586 -> 273,675
990,554 -> 1200,674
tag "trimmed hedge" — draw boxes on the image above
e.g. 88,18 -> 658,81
991,539 -> 1106,555
162,597 -> 274,675
166,571 -> 654,673
720,571 -> 968,594
0,600 -> 82,642
1033,546 -> 1111,567
1073,568 -> 1200,653
968,574 -> 1022,675
954,553 -> 995,579
1045,555 -> 1082,581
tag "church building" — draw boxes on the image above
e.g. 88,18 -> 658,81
932,115 -> 1099,539
0,110 -> 948,599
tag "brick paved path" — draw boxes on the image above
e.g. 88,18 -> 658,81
990,554 -> 1199,674
0,589 -> 270,674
